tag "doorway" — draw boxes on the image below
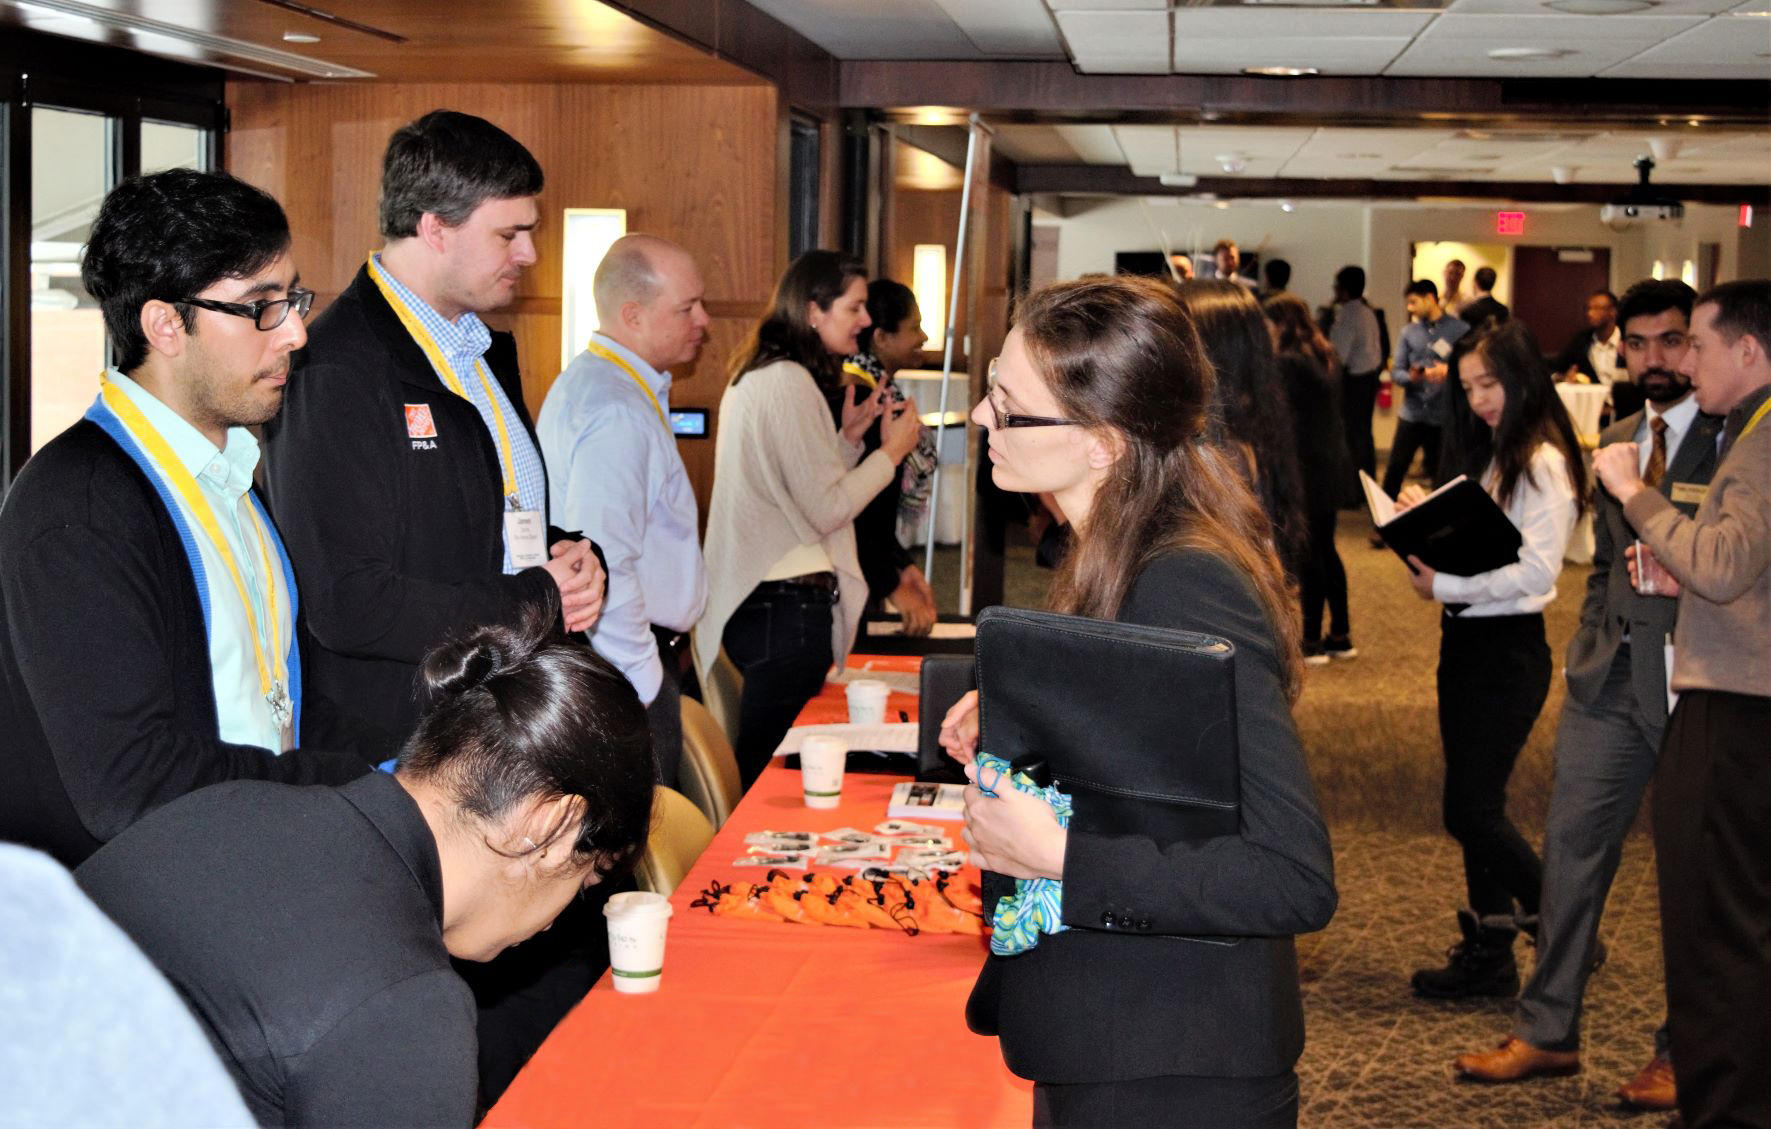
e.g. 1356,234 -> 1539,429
1512,246 -> 1612,357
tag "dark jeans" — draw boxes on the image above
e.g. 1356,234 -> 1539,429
1300,507 -> 1349,643
722,580 -> 838,789
1381,417 -> 1442,499
1341,368 -> 1381,481
1437,612 -> 1550,919
1655,690 -> 1771,1129
645,667 -> 682,789
1034,1071 -> 1298,1129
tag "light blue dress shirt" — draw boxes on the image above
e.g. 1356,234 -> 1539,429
372,253 -> 547,574
107,371 -> 293,753
537,334 -> 707,703
1391,313 -> 1470,424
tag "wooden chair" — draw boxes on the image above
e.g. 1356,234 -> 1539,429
677,696 -> 743,829
689,629 -> 745,749
634,786 -> 715,897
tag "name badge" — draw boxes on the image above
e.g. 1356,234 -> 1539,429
1430,337 -> 1454,360
1670,482 -> 1709,506
504,509 -> 547,569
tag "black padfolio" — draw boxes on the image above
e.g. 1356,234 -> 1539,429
916,654 -> 975,783
973,606 -> 1242,915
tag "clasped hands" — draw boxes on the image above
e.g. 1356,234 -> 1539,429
542,538 -> 605,633
939,691 -> 1066,881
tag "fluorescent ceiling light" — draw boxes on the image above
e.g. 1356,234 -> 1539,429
282,31 -> 321,43
1544,0 -> 1655,12
1243,65 -> 1320,76
1487,47 -> 1574,60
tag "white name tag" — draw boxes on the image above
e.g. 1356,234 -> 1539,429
504,509 -> 547,569
1430,337 -> 1454,360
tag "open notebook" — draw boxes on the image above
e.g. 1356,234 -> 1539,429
1360,470 -> 1521,576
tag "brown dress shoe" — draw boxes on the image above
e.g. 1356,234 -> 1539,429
1453,1036 -> 1581,1082
1617,1054 -> 1677,1110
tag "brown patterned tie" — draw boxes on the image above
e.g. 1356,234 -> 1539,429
1644,416 -> 1668,489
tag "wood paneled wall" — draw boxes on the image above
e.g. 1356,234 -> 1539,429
884,180 -> 1014,383
226,80 -> 782,518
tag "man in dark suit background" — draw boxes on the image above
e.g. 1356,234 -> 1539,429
1458,266 -> 1509,334
1453,280 -> 1717,1114
1554,288 -> 1646,419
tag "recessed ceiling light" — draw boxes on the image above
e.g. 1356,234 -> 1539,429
1544,0 -> 1655,12
1340,152 -> 1383,159
1487,47 -> 1574,60
1242,66 -> 1319,77
282,31 -> 320,43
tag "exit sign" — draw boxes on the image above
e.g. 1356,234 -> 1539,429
1497,211 -> 1526,236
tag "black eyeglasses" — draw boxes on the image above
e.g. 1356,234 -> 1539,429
986,357 -> 1081,429
180,287 -> 316,331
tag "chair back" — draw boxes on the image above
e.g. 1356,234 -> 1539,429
678,696 -> 742,828
635,786 -> 715,897
690,630 -> 744,747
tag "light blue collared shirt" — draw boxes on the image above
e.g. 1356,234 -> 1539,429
372,253 -> 548,573
108,371 -> 292,752
537,333 -> 706,703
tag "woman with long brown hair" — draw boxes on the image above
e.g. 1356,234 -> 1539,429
939,276 -> 1336,1128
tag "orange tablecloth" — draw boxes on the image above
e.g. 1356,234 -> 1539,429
485,659 -> 1030,1129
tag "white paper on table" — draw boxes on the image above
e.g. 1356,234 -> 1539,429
1665,638 -> 1679,716
772,722 -> 918,759
864,620 -> 977,640
828,667 -> 921,695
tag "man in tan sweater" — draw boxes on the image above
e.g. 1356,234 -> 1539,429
1593,279 -> 1770,1129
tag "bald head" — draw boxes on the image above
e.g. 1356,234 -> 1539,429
591,233 -> 708,372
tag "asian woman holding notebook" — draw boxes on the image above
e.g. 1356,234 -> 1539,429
1393,320 -> 1588,1000
940,276 -> 1336,1128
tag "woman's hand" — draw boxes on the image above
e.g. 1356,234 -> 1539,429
1405,553 -> 1438,600
962,763 -> 1066,881
938,690 -> 980,764
1392,483 -> 1429,514
890,564 -> 938,636
840,383 -> 886,446
880,396 -> 923,463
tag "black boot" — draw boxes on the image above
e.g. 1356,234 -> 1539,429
1412,908 -> 1519,999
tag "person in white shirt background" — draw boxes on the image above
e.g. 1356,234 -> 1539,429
537,233 -> 711,785
1392,320 -> 1588,1001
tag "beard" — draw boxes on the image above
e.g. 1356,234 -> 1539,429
1636,366 -> 1691,404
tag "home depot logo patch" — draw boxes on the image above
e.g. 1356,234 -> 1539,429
405,403 -> 439,449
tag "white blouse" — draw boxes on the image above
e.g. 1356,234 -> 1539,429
1432,441 -> 1579,617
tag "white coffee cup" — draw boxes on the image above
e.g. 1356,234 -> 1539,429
845,679 -> 890,725
800,735 -> 848,809
603,890 -> 673,994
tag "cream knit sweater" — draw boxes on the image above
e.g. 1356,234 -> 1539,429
696,359 -> 894,678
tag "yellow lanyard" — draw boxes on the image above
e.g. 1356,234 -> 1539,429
841,361 -> 878,390
1738,394 -> 1771,445
99,377 -> 287,713
583,340 -> 667,427
367,255 -> 523,507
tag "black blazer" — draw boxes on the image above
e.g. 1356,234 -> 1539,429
0,423 -> 370,866
1564,405 -> 1722,720
1552,327 -> 1609,382
263,266 -> 579,754
966,550 -> 1337,1084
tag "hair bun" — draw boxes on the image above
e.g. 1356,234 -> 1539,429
423,626 -> 519,699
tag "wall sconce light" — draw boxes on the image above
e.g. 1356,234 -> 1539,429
913,243 -> 947,352
1651,260 -> 1667,281
561,207 -> 628,370
1680,259 -> 1697,287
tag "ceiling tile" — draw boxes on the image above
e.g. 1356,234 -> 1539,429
1386,13 -> 1704,75
1055,9 -> 1170,72
1111,124 -> 1180,173
1174,35 -> 1417,74
935,0 -> 1066,55
745,0 -> 979,59
1597,13 -> 1771,77
1054,123 -> 1128,164
1447,0 -> 1739,11
1173,10 -> 1436,36
1044,0 -> 1166,8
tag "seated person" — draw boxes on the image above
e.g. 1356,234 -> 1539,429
76,607 -> 657,1128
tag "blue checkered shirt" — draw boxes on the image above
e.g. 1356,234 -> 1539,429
373,254 -> 548,574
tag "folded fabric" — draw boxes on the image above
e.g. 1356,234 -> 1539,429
975,753 -> 1073,956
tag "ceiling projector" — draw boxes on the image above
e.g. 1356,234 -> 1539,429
1601,156 -> 1685,225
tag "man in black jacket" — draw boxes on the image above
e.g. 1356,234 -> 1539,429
0,169 -> 371,867
261,109 -> 609,1106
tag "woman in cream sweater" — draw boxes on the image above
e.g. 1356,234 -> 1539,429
699,251 -> 922,786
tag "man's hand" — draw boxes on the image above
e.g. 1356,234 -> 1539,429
543,539 -> 605,633
1593,442 -> 1646,507
1405,554 -> 1438,600
890,564 -> 937,636
962,762 -> 1066,881
1625,542 -> 1681,598
840,383 -> 886,447
938,690 -> 980,764
1423,362 -> 1449,384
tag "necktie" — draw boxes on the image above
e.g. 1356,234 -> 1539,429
1644,416 -> 1668,489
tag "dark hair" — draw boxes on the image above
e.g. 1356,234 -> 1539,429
1696,279 -> 1771,350
1405,279 -> 1439,301
1263,258 -> 1291,290
399,606 -> 656,879
1441,321 -> 1588,517
80,169 -> 291,374
379,110 -> 544,239
1263,292 -> 1337,377
1590,289 -> 1619,305
1213,239 -> 1237,256
1473,266 -> 1497,292
1335,266 -> 1366,299
1177,280 -> 1309,579
1019,277 -> 1303,699
1617,278 -> 1695,330
858,278 -> 916,355
730,249 -> 866,391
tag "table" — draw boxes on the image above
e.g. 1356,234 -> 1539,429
1555,383 -> 1609,565
485,660 -> 1031,1129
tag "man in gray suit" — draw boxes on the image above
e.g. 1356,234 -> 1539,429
1452,279 -> 1720,1109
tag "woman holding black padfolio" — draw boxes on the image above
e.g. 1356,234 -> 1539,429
939,276 -> 1337,1128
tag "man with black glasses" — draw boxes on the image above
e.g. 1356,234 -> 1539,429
0,169 -> 372,867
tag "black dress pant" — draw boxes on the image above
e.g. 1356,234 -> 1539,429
722,579 -> 838,789
1654,690 -> 1771,1129
1341,368 -> 1381,480
1436,612 -> 1549,919
1034,1071 -> 1298,1129
1381,417 -> 1442,499
1300,507 -> 1350,643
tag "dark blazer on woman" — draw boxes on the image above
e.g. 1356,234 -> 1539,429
966,549 -> 1337,1083
1277,352 -> 1355,516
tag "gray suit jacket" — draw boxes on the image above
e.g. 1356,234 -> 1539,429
1564,405 -> 1722,725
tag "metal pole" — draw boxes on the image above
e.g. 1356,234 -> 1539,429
922,115 -> 983,584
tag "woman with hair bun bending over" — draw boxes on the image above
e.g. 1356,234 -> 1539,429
76,607 -> 657,1129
